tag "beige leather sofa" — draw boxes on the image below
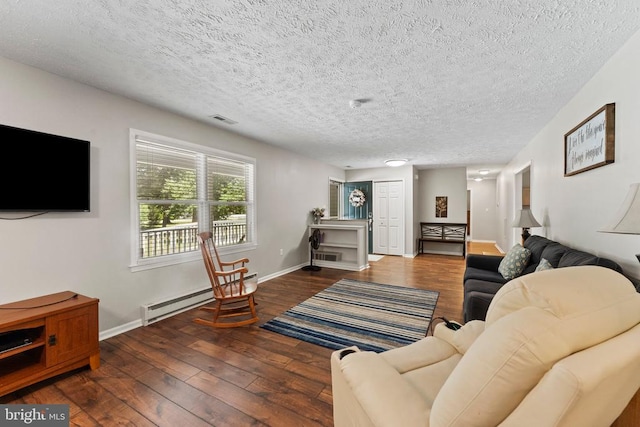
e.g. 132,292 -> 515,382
331,266 -> 640,426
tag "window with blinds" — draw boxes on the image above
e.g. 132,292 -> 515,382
130,129 -> 256,268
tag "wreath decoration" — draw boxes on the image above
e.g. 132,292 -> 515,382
349,189 -> 366,207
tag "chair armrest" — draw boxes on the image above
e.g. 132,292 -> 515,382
381,335 -> 458,373
465,254 -> 504,271
219,258 -> 250,267
213,266 -> 249,277
434,320 -> 485,354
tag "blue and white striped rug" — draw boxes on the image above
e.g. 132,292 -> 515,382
261,278 -> 439,352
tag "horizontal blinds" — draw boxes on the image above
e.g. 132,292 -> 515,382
136,140 -> 197,201
207,156 -> 254,203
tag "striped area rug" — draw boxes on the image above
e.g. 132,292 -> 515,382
260,278 -> 439,352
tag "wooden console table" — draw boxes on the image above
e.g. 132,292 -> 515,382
0,291 -> 100,396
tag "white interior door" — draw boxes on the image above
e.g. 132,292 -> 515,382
373,181 -> 404,255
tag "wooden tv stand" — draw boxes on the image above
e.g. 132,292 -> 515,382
0,291 -> 99,397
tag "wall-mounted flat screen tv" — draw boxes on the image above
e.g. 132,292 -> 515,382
0,124 -> 90,212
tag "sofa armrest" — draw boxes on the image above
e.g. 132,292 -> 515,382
466,253 -> 504,271
434,321 -> 485,354
336,350 -> 431,426
463,290 -> 497,322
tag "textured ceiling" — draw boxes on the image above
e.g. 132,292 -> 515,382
1,1 -> 640,176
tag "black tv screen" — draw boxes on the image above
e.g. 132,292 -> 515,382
0,124 -> 90,212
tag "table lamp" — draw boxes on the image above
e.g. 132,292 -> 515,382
600,183 -> 640,262
513,208 -> 542,243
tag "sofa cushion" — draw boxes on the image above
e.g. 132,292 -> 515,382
558,249 -> 598,268
540,243 -> 569,268
465,254 -> 504,275
555,248 -> 623,272
464,278 -> 506,296
463,267 -> 508,284
535,258 -> 554,272
522,235 -> 554,274
498,244 -> 531,280
595,257 -> 624,273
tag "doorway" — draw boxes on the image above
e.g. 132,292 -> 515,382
467,189 -> 471,236
514,164 -> 531,244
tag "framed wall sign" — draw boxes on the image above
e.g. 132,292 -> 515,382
564,103 -> 615,176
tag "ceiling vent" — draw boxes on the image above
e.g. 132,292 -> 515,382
209,114 -> 238,125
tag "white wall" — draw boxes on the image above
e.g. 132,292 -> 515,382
418,168 -> 467,223
467,179 -> 498,243
497,28 -> 640,279
0,56 -> 344,335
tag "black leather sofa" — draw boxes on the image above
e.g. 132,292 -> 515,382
463,235 -> 623,322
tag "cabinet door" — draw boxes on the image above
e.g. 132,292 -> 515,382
46,304 -> 98,367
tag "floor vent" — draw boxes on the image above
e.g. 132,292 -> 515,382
314,251 -> 342,262
141,273 -> 257,325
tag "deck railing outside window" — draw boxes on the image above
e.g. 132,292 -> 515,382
140,220 -> 247,258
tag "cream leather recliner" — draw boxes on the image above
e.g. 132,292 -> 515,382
331,266 -> 640,426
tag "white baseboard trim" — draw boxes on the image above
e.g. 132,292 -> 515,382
98,263 -> 307,341
259,263 -> 307,283
99,319 -> 142,341
469,239 -> 497,243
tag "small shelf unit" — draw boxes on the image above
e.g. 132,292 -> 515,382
309,223 -> 369,271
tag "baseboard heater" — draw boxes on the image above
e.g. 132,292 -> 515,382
141,272 -> 257,326
313,251 -> 342,262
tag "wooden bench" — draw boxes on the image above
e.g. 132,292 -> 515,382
418,222 -> 467,257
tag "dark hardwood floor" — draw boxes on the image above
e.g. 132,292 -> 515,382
1,245 -> 495,426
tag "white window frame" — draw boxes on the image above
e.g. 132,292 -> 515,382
328,177 -> 344,219
129,129 -> 257,271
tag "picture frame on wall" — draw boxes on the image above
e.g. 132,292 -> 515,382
436,196 -> 448,218
564,103 -> 615,177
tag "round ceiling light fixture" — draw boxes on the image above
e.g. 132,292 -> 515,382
385,159 -> 407,167
349,99 -> 362,108
479,169 -> 490,175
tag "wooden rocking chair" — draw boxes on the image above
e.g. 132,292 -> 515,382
194,231 -> 258,328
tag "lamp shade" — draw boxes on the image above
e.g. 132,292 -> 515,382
512,208 -> 542,228
600,183 -> 640,234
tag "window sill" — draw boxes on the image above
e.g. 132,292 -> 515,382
129,243 -> 257,272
